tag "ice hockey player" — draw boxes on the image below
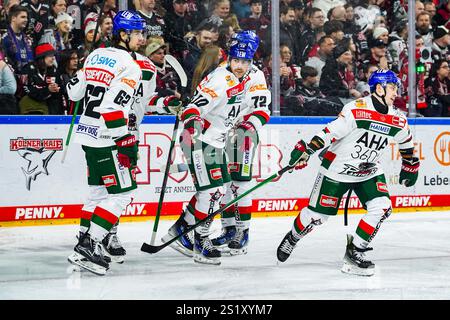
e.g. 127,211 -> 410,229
66,10 -> 180,275
276,69 -> 420,276
161,30 -> 271,265
210,32 -> 271,256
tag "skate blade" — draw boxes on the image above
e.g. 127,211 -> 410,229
161,235 -> 193,258
104,253 -> 125,264
193,253 -> 221,265
341,261 -> 375,277
68,253 -> 109,276
229,247 -> 248,256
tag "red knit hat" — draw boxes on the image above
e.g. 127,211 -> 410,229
35,43 -> 56,59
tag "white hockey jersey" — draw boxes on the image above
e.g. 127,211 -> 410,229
67,47 -> 141,147
316,96 -> 414,183
182,64 -> 271,149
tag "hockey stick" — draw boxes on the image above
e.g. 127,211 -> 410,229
61,101 -> 79,163
147,53 -> 188,245
141,165 -> 294,254
61,1 -> 106,164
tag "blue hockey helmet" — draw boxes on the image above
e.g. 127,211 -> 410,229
368,69 -> 401,93
113,10 -> 146,36
228,30 -> 260,60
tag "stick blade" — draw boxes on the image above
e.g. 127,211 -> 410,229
140,242 -> 162,254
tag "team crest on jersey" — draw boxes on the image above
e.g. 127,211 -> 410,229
339,162 -> 378,177
355,99 -> 367,108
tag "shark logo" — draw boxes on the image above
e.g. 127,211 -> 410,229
10,137 -> 63,190
18,148 -> 56,190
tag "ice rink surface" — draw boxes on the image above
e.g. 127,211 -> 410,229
1,211 -> 450,300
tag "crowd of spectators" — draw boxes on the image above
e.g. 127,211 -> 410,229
0,0 -> 449,117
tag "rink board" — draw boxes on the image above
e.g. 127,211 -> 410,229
0,116 -> 449,227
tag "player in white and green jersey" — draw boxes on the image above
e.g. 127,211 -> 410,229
277,70 -> 420,276
161,31 -> 271,265
66,11 -> 180,275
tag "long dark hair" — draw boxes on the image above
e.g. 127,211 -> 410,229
58,49 -> 78,74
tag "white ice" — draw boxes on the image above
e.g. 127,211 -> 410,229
1,211 -> 450,300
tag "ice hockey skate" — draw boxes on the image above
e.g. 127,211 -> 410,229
341,234 -> 375,276
228,228 -> 249,255
193,231 -> 221,265
161,218 -> 194,257
102,230 -> 126,264
68,234 -> 110,276
211,225 -> 236,254
276,231 -> 300,263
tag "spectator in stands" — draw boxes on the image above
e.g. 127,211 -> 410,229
98,14 -> 113,48
101,0 -> 117,20
20,43 -> 65,115
81,20 -> 101,60
57,48 -> 79,114
433,0 -> 450,28
424,58 -> 450,117
305,35 -> 335,82
431,25 -> 450,63
327,4 -> 346,22
146,38 -> 182,99
21,0 -> 50,45
278,5 -> 300,64
0,0 -> 21,31
39,12 -> 74,60
424,1 -> 437,20
0,48 -> 18,114
298,7 -> 325,64
239,0 -> 270,59
190,44 -> 221,95
343,3 -> 360,36
290,65 -> 343,116
164,0 -> 194,58
137,0 -> 166,43
291,0 -> 305,33
415,0 -> 425,18
202,0 -> 240,31
416,12 -> 433,47
364,38 -> 389,70
49,0 -> 68,28
323,20 -> 345,43
388,19 -> 408,73
216,22 -> 233,58
1,4 -> 33,98
80,0 -> 100,30
232,0 -> 251,20
313,0 -> 344,19
355,63 -> 378,97
182,23 -> 214,82
320,43 -> 361,105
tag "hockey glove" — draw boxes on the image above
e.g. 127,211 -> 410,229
180,115 -> 203,148
289,140 -> 313,170
114,134 -> 138,168
163,96 -> 183,115
399,157 -> 420,187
